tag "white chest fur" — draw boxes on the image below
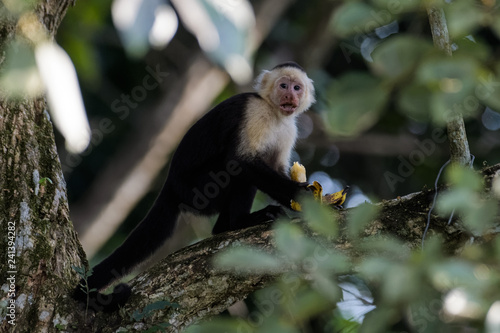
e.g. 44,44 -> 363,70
237,97 -> 297,173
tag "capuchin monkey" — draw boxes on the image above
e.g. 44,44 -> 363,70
73,62 -> 316,312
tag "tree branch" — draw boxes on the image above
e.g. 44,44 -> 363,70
86,164 -> 500,332
427,6 -> 472,166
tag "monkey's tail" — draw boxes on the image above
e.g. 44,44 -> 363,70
73,194 -> 179,312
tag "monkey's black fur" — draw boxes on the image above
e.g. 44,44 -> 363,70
272,61 -> 305,72
73,91 -> 308,312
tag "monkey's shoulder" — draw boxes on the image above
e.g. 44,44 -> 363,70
188,92 -> 259,131
173,93 -> 262,162
207,92 -> 263,119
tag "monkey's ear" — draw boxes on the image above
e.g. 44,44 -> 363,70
306,77 -> 316,104
254,70 -> 270,92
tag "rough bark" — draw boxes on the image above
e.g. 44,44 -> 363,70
0,1 -> 87,332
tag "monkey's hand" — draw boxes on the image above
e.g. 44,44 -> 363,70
289,162 -> 349,211
298,181 -> 312,190
261,205 -> 286,220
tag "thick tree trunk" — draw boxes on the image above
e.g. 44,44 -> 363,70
0,1 -> 87,332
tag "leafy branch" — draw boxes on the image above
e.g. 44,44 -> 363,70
72,265 -> 97,322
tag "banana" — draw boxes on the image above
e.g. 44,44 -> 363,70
290,162 -> 307,183
289,162 -> 349,211
307,181 -> 323,201
290,162 -> 307,211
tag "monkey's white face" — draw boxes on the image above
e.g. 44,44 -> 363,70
271,75 -> 305,117
254,66 -> 315,117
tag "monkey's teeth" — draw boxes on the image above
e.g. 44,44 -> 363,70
280,104 -> 297,113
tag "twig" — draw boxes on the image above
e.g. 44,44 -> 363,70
426,6 -> 471,166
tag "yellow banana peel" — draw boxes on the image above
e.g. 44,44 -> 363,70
324,186 -> 349,208
290,162 -> 348,211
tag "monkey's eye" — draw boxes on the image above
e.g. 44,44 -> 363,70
280,83 -> 287,89
294,85 -> 301,91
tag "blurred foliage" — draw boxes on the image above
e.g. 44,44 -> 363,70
437,165 -> 499,235
324,72 -> 389,136
326,0 -> 500,134
0,39 -> 42,97
56,0 -> 112,84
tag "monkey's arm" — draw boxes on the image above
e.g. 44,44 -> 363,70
212,157 -> 306,234
237,158 -> 307,207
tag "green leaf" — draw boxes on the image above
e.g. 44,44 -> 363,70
444,0 -> 485,38
445,166 -> 483,191
39,177 -> 53,185
0,39 -> 42,98
418,56 -> 480,86
73,265 -> 93,279
477,73 -> 500,112
358,257 -> 396,281
347,203 -> 380,238
421,236 -> 444,263
316,252 -> 351,275
437,186 -> 498,235
72,265 -> 85,276
453,37 -> 490,63
311,270 -> 341,302
286,288 -> 333,321
429,260 -> 479,291
436,188 -> 474,215
397,82 -> 432,121
330,2 -> 392,38
184,318 -> 252,333
382,265 -> 420,303
260,320 -> 301,333
214,246 -> 282,273
360,307 -> 400,333
371,35 -> 432,79
274,222 -> 316,262
359,237 -> 409,258
301,195 -> 338,238
417,55 -> 481,124
361,256 -> 422,304
324,72 -> 389,136
462,198 -> 498,235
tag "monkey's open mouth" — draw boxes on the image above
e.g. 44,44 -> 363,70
280,103 -> 297,115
